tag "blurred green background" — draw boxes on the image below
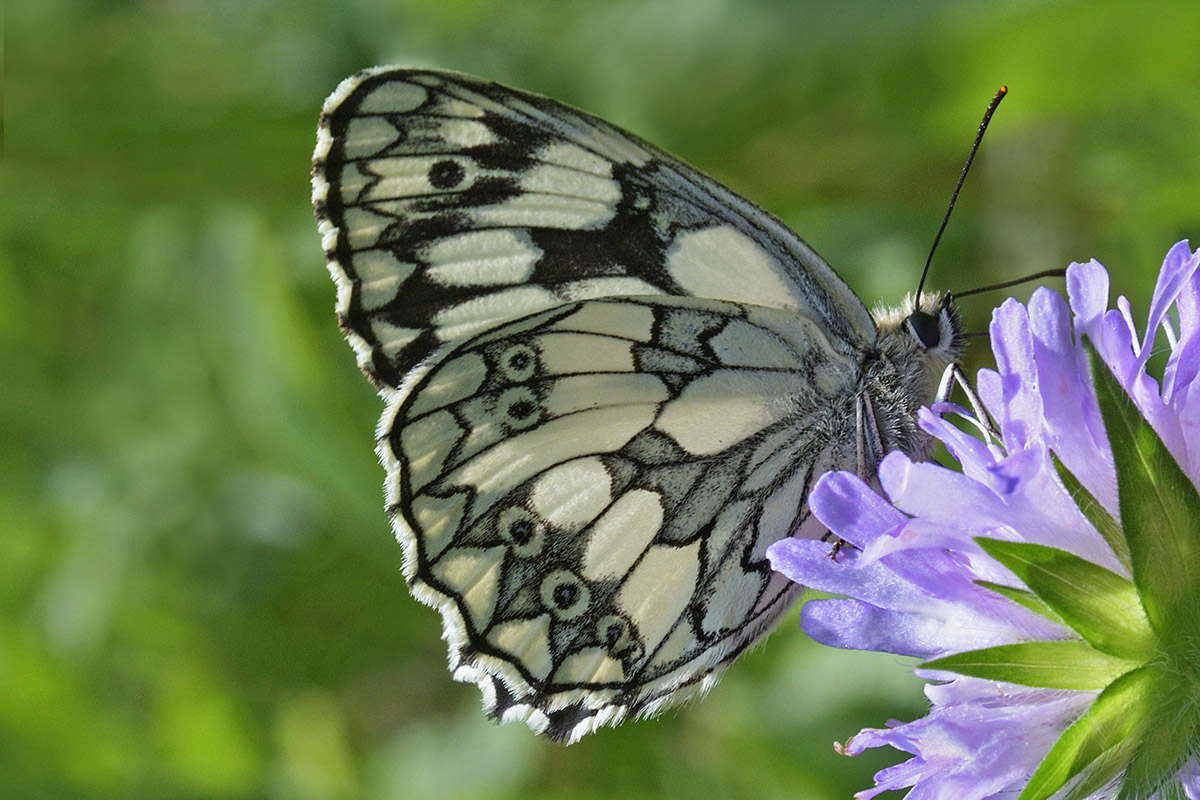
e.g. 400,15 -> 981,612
6,1 -> 1200,798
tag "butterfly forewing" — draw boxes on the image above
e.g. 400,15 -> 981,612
313,67 -> 876,390
312,66 -> 960,743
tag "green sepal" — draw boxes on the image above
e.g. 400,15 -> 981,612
976,538 -> 1154,660
1142,781 -> 1189,800
1087,342 -> 1200,648
974,580 -> 1061,624
1115,676 -> 1200,800
1059,706 -> 1195,800
920,640 -> 1137,690
1017,664 -> 1158,800
1061,735 -> 1137,800
1051,450 -> 1131,571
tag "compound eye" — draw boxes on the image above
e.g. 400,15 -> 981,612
906,310 -> 942,350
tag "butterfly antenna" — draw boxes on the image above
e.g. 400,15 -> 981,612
914,86 -> 1008,310
954,267 -> 1066,298
955,268 -> 1067,342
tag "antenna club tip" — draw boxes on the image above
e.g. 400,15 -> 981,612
999,85 -> 1008,94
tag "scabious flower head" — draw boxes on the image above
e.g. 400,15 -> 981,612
768,242 -> 1200,800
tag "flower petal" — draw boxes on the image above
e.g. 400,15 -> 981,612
1028,286 -> 1116,510
1067,259 -> 1111,332
775,245 -> 1200,800
767,538 -> 928,612
801,599 -> 942,656
990,298 -> 1045,453
1138,240 -> 1199,373
806,470 -> 908,550
844,688 -> 1091,800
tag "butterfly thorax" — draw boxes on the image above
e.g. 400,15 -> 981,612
863,292 -> 965,460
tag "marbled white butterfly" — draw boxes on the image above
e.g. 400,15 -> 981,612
311,67 -> 965,743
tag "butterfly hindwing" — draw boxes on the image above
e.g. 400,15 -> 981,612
312,67 -> 876,391
387,296 -> 858,741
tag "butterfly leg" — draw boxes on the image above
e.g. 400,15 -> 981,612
817,392 -> 882,552
936,363 -> 1001,444
854,390 -> 885,480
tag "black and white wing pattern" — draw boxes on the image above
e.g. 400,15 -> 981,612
311,67 -> 964,743
312,68 -> 879,390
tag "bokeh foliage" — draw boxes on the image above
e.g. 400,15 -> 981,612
5,1 -> 1200,798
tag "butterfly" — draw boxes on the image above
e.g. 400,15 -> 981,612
311,67 -> 965,743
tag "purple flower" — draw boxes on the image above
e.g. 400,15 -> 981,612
768,242 -> 1200,800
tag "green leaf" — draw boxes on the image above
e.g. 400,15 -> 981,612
921,640 -> 1137,690
976,538 -> 1155,660
1018,664 -> 1159,800
1086,342 -> 1200,648
975,580 -> 1061,623
1051,450 -> 1131,571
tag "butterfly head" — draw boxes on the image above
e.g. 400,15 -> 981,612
862,292 -> 965,460
873,291 -> 965,380
906,293 -> 963,357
